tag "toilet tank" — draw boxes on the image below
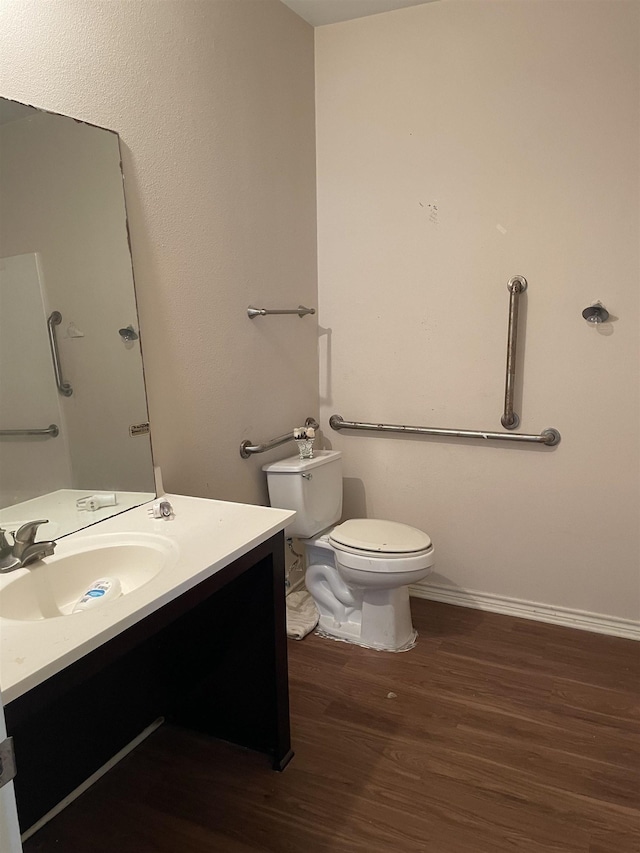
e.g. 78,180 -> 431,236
262,450 -> 343,538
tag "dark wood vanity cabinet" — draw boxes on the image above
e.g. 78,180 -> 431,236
5,532 -> 293,832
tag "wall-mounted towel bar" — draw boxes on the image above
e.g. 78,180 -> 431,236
47,311 -> 73,397
0,424 -> 59,438
240,417 -> 319,458
247,305 -> 315,319
330,415 -> 560,446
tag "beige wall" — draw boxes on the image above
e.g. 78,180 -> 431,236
0,0 -> 318,506
2,0 -> 637,625
316,1 -> 640,621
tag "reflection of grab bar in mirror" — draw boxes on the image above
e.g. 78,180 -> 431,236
47,311 -> 73,396
502,276 -> 527,430
0,424 -> 59,437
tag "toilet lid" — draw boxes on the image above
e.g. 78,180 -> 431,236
329,519 -> 431,554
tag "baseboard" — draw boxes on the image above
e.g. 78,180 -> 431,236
410,582 -> 640,641
21,717 -> 165,842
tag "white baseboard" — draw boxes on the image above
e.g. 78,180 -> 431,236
410,582 -> 640,641
21,717 -> 165,842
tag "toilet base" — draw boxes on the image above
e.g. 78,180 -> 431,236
312,580 -> 418,652
316,617 -> 417,652
303,535 -> 433,653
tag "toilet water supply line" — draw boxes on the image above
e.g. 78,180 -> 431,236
285,538 -> 306,596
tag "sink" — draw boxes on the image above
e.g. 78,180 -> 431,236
0,533 -> 179,621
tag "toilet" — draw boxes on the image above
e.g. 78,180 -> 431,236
262,450 -> 435,651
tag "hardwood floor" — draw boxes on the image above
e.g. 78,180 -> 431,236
23,599 -> 640,852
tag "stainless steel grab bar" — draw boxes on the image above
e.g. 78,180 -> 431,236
247,305 -> 315,318
47,311 -> 73,397
501,276 -> 527,429
0,424 -> 59,438
240,417 -> 319,458
330,415 -> 560,446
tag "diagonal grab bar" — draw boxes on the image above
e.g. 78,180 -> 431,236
240,417 -> 319,458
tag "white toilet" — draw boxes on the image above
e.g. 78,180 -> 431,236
263,450 -> 435,651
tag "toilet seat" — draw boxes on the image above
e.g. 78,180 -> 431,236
329,519 -> 432,556
327,519 -> 434,574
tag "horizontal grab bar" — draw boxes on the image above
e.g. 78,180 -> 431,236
329,415 -> 560,447
0,424 -> 59,438
247,305 -> 315,319
240,417 -> 319,458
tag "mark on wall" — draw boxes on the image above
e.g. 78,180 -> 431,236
419,200 -> 439,227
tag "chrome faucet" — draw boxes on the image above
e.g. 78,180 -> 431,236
0,519 -> 56,572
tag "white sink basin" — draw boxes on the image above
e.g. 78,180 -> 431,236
0,533 -> 179,621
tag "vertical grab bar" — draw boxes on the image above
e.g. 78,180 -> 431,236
501,276 -> 527,429
47,311 -> 73,397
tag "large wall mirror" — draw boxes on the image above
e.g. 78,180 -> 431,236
0,97 -> 155,540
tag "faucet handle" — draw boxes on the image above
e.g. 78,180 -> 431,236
14,519 -> 49,545
0,528 -> 14,555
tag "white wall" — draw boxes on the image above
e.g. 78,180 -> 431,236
0,0 -> 318,506
316,1 -> 640,622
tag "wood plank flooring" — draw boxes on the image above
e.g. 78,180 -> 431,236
23,599 -> 640,852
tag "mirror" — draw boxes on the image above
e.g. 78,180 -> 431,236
0,97 -> 155,540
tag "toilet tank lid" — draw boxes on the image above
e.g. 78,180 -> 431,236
262,449 -> 342,473
330,519 -> 432,554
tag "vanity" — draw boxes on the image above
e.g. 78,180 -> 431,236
1,495 -> 296,833
0,96 -> 298,839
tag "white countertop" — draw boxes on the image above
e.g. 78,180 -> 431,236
0,494 -> 294,704
0,488 -> 155,540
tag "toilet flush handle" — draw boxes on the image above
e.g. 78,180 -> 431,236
301,472 -> 312,480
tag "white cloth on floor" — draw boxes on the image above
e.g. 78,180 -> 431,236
286,589 -> 319,640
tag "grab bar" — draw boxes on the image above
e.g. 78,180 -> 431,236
47,311 -> 73,397
501,276 -> 527,429
240,417 -> 319,458
0,424 -> 59,438
247,305 -> 315,319
330,414 -> 560,446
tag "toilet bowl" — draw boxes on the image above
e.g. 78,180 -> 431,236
262,450 -> 435,652
305,519 -> 434,651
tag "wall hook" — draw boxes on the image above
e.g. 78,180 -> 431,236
118,325 -> 139,341
582,302 -> 609,324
